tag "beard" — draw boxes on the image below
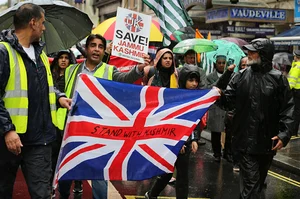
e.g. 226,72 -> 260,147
247,57 -> 261,66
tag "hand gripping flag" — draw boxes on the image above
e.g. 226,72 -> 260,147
54,74 -> 219,185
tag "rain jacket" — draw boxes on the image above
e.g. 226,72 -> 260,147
0,29 -> 64,145
287,61 -> 300,89
217,64 -> 294,154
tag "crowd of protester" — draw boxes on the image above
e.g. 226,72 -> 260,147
0,3 -> 297,199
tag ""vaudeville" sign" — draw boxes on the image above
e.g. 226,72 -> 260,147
230,8 -> 286,21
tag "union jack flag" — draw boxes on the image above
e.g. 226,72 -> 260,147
54,74 -> 219,185
124,13 -> 144,33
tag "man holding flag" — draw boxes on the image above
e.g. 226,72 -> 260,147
56,33 -> 150,199
54,3 -> 221,199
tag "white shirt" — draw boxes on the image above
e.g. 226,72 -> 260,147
23,44 -> 36,64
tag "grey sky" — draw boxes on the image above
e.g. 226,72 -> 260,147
0,0 -> 7,5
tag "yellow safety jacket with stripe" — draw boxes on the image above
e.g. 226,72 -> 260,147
1,42 -> 57,134
57,62 -> 114,130
287,61 -> 300,89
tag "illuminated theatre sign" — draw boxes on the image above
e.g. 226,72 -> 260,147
112,7 -> 151,63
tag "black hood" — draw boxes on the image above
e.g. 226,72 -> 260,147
178,64 -> 200,88
243,38 -> 274,73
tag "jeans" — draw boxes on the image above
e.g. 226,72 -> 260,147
92,180 -> 108,199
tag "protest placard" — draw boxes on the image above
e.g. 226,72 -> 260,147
112,7 -> 151,63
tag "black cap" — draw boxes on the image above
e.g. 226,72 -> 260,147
243,44 -> 258,52
294,50 -> 300,57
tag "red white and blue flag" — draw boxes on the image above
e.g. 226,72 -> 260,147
54,74 -> 219,185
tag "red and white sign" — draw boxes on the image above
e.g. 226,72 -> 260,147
112,7 -> 151,63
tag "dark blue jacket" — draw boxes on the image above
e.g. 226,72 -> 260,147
0,29 -> 62,145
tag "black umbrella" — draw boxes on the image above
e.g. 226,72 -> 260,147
0,0 -> 93,54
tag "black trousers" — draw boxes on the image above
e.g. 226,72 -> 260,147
51,128 -> 63,188
292,89 -> 300,136
148,152 -> 190,199
239,153 -> 273,199
0,138 -> 52,199
211,131 -> 222,157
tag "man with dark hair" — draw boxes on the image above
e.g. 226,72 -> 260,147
56,33 -> 150,199
13,3 -> 45,30
179,49 -> 207,89
216,38 -> 294,198
0,3 -> 71,198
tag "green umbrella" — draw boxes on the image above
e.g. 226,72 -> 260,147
173,38 -> 218,54
202,39 -> 246,74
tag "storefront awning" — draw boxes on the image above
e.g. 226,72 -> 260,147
270,26 -> 300,46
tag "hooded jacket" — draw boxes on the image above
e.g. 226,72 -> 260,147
217,55 -> 294,154
178,64 -> 200,146
146,48 -> 178,88
0,29 -> 63,145
178,64 -> 200,89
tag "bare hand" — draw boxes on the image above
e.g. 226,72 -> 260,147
271,136 -> 283,151
106,41 -> 113,54
59,97 -> 72,110
5,131 -> 23,155
191,141 -> 198,154
213,86 -> 222,95
227,64 -> 236,72
180,145 -> 186,154
137,54 -> 151,72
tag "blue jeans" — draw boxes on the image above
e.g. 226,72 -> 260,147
92,180 -> 107,199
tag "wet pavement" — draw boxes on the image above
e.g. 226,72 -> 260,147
109,132 -> 300,199
14,130 -> 300,199
272,135 -> 300,176
201,130 -> 300,176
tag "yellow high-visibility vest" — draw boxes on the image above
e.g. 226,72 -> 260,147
287,61 -> 300,89
1,42 -> 57,133
57,62 -> 114,130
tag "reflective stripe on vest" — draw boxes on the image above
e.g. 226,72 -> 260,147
57,62 -> 114,130
288,61 -> 300,89
1,42 -> 57,133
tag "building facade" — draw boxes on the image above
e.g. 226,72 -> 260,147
92,0 -> 295,41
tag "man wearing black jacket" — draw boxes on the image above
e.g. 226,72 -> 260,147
216,38 -> 294,199
0,3 -> 71,198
